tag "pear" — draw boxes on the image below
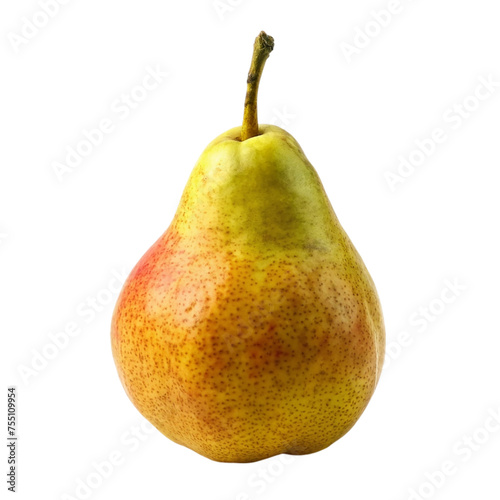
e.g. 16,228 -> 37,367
111,32 -> 385,463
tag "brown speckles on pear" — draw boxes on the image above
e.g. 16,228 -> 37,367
111,30 -> 385,461
112,209 -> 384,462
111,121 -> 385,463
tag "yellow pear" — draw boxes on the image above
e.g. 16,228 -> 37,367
111,32 -> 385,463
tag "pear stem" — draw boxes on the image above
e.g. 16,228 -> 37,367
241,31 -> 274,141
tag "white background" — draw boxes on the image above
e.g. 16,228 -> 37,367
1,0 -> 500,499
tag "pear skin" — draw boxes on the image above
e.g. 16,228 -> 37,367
111,124 -> 385,463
